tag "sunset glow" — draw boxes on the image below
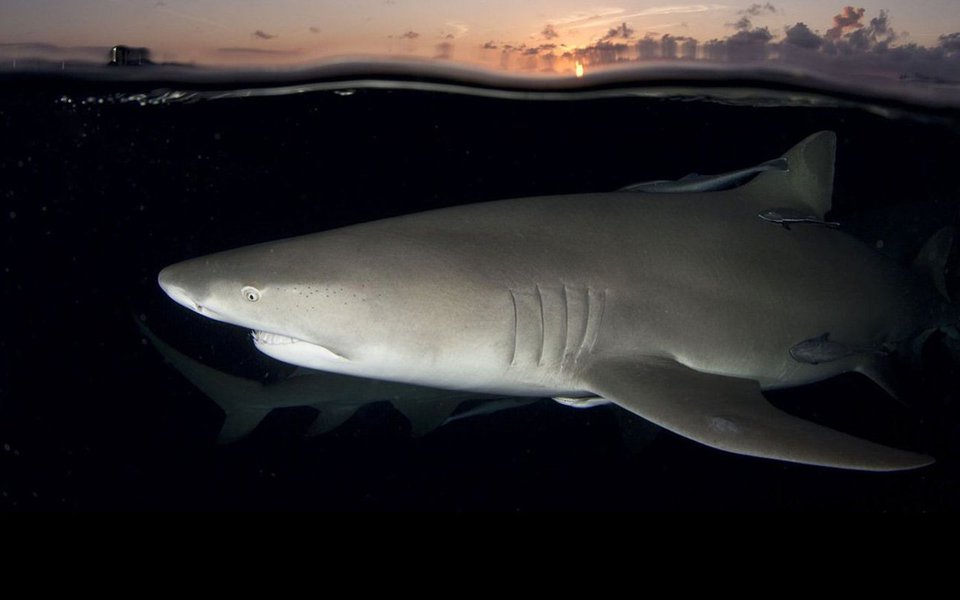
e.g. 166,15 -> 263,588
2,1 -> 960,83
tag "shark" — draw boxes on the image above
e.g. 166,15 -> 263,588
158,131 -> 956,471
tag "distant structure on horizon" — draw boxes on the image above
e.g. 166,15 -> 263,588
109,45 -> 153,66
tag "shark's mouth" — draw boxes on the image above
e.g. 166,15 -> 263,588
251,330 -> 303,346
251,330 -> 351,362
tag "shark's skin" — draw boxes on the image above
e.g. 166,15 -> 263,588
158,132 -> 954,471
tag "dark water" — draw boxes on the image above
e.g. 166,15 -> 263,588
2,69 -> 960,511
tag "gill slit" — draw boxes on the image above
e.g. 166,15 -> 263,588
585,288 -> 606,354
535,284 -> 545,366
509,289 -> 519,366
559,284 -> 569,369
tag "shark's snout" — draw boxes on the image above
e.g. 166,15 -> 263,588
158,266 -> 199,312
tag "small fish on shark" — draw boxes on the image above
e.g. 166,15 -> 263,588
789,332 -> 892,365
158,131 -> 957,471
758,207 -> 841,230
619,157 -> 788,193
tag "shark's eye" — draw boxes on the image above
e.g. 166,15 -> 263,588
241,286 -> 261,302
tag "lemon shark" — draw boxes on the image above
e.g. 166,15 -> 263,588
158,131 -> 955,471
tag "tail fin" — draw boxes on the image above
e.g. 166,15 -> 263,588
135,317 -> 269,443
912,226 -> 955,301
744,131 -> 837,219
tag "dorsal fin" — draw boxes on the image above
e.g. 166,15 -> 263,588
743,131 -> 836,219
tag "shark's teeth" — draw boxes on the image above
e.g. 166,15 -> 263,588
252,331 -> 301,345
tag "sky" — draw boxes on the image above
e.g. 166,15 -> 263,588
2,1 -> 960,77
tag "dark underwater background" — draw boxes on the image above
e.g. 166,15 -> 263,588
2,67 -> 960,511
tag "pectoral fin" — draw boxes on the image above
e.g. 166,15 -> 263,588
581,358 -> 933,471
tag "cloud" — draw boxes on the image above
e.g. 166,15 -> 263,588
730,27 -> 773,44
493,5 -> 960,95
637,35 -> 659,59
740,3 -> 777,17
601,22 -> 635,40
867,9 -> 897,45
399,31 -> 419,39
155,5 -> 229,30
783,22 -> 822,50
253,30 -> 277,40
661,34 -> 679,58
309,27 -> 320,34
589,41 -> 635,64
678,36 -> 699,58
703,25 -> 773,61
542,24 -> 559,39
445,21 -> 468,37
940,32 -> 960,53
658,34 -> 699,59
552,4 -> 727,32
217,47 -> 299,55
822,8 -> 897,54
550,8 -> 626,27
1,42 -> 63,52
634,4 -> 729,18
434,41 -> 453,59
0,42 -> 110,63
727,4 -> 775,31
826,6 -> 865,40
